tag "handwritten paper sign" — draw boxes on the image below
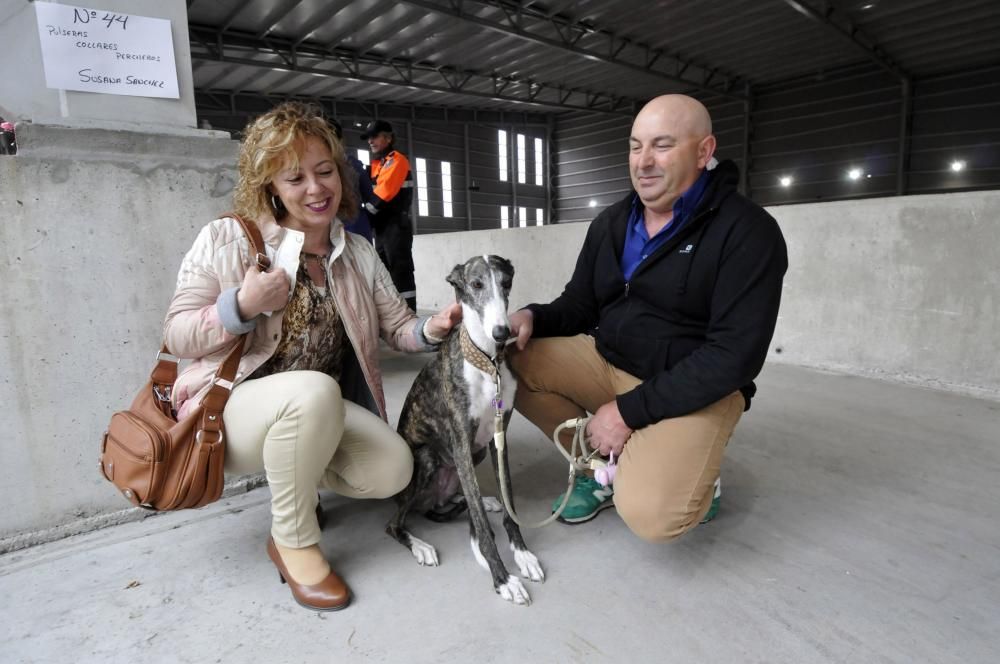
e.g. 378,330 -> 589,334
34,2 -> 179,99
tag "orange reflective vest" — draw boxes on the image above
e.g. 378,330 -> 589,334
365,149 -> 413,222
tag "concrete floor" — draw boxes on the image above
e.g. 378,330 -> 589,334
2,355 -> 998,664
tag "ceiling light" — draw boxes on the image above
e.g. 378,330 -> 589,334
950,160 -> 966,172
848,168 -> 863,181
779,175 -> 793,187
588,200 -> 598,207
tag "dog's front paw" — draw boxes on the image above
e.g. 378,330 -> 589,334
408,536 -> 439,566
497,575 -> 531,605
482,496 -> 503,512
513,548 -> 545,583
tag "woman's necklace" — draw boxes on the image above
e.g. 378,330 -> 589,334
300,251 -> 328,265
300,251 -> 329,289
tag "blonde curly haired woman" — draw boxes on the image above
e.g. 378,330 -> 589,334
164,102 -> 460,611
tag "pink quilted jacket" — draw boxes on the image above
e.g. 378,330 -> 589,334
163,215 -> 428,421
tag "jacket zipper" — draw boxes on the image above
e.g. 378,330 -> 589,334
627,205 -> 718,283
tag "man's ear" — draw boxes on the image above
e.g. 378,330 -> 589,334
697,135 -> 717,169
446,264 -> 465,291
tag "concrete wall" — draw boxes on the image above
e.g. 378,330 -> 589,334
416,190 -> 1000,399
0,129 -> 238,547
772,192 -> 1000,395
0,0 -> 198,133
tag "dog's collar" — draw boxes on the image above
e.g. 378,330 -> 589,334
460,326 -> 503,377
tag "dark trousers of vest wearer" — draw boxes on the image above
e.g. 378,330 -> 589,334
375,216 -> 417,311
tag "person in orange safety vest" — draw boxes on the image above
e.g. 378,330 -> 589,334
361,120 -> 416,311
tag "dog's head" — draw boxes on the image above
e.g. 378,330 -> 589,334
447,255 -> 515,353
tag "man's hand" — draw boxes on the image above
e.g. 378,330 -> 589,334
509,309 -> 534,350
237,266 -> 290,320
586,401 -> 633,458
425,302 -> 463,340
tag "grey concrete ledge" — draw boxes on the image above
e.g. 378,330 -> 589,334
776,359 -> 1000,403
0,474 -> 267,555
13,122 -> 239,162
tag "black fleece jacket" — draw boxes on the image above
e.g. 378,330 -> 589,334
526,160 -> 788,430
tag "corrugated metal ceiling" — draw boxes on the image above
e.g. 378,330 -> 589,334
187,0 -> 1000,116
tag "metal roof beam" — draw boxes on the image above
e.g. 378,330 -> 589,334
255,0 -> 308,39
188,26 -> 637,115
197,56 -> 624,115
196,90 -> 552,126
284,76 -> 323,97
218,2 -> 246,34
353,12 -> 427,55
200,63 -> 239,90
228,68 -> 268,96
396,0 -> 746,100
780,0 -> 909,83
322,4 -> 388,49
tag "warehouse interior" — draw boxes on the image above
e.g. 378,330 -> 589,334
1,0 -> 998,661
186,0 -> 1000,226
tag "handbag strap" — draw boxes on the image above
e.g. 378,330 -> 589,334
228,211 -> 271,273
149,213 -> 273,424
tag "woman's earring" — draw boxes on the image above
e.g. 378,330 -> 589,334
270,194 -> 284,211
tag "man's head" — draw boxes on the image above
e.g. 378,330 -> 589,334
362,119 -> 394,154
628,94 -> 716,215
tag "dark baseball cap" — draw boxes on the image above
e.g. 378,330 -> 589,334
361,119 -> 393,139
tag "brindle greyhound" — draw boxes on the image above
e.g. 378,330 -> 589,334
387,255 -> 544,605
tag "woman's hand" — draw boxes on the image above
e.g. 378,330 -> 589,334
424,302 -> 463,341
236,266 -> 290,320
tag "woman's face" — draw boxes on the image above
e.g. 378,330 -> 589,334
269,135 -> 342,233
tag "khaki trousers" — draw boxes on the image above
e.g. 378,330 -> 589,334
223,371 -> 413,548
510,335 -> 744,542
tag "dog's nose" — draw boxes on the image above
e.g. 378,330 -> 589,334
492,325 -> 510,343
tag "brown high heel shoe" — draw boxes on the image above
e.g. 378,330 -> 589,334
266,537 -> 351,611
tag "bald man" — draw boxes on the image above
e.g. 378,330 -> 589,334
508,95 -> 788,541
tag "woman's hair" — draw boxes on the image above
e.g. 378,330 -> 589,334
233,101 -> 358,223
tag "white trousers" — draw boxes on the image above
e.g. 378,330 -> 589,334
223,371 -> 413,548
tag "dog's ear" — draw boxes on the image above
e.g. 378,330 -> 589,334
496,256 -> 514,278
446,264 -> 465,291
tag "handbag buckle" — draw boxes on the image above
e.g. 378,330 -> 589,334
213,377 -> 234,391
155,351 -> 180,363
153,385 -> 172,402
196,429 -> 225,445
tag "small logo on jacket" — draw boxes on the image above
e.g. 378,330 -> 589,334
680,244 -> 695,254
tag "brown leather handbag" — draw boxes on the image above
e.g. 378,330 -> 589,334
99,214 -> 270,511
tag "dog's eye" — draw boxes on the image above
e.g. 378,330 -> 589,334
471,280 -> 484,290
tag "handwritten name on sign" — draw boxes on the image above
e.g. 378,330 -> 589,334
34,2 -> 179,99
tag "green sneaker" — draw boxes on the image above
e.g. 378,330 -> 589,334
553,476 -> 615,524
700,477 -> 722,524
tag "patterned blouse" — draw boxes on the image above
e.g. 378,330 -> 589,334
251,257 -> 347,381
